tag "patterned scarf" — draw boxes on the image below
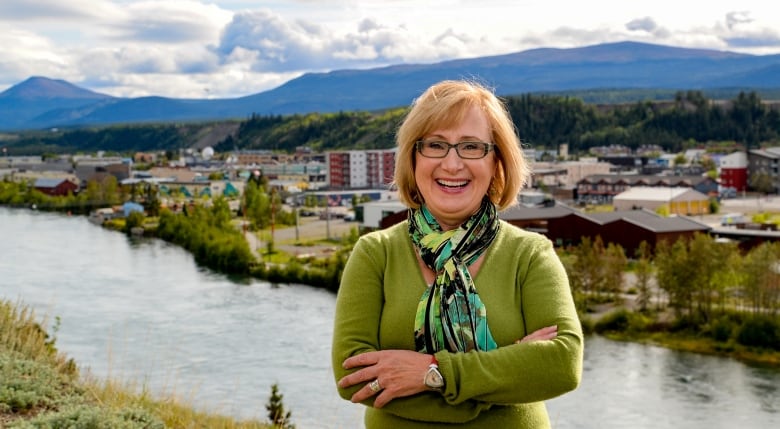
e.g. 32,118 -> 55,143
410,197 -> 500,353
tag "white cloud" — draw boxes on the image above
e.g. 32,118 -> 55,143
0,0 -> 779,98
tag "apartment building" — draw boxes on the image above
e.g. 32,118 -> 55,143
748,147 -> 780,193
327,149 -> 396,189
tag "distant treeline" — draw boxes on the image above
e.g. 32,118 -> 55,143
4,90 -> 780,156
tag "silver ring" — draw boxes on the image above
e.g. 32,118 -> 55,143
368,379 -> 382,393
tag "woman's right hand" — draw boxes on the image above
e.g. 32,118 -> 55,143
516,325 -> 557,344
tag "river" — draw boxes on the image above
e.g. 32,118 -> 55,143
1,207 -> 778,428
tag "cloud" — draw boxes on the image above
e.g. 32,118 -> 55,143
104,1 -> 231,44
725,11 -> 753,30
625,17 -> 671,38
719,11 -> 780,51
0,0 -> 104,20
3,0 -> 780,99
215,9 -> 417,72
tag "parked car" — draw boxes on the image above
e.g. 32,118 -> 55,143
721,213 -> 747,226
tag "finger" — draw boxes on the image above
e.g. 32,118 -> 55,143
338,366 -> 373,389
342,351 -> 379,369
350,379 -> 383,404
536,325 -> 558,337
374,391 -> 390,408
517,325 -> 558,343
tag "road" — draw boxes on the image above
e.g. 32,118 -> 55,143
243,216 -> 360,259
719,195 -> 780,214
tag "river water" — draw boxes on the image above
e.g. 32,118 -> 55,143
1,207 -> 778,428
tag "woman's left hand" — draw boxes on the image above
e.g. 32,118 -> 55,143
338,350 -> 432,408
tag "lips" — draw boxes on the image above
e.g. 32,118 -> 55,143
436,179 -> 470,188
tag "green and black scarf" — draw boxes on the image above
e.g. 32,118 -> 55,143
410,197 -> 500,353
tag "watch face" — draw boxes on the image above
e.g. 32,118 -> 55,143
425,367 -> 444,388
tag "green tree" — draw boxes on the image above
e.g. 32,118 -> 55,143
740,242 -> 780,316
266,383 -> 295,429
654,239 -> 696,316
633,241 -> 654,312
603,242 -> 627,303
749,172 -> 775,194
567,236 -> 606,310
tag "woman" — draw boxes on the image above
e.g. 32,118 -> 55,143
332,80 -> 583,428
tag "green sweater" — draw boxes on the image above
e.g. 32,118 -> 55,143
332,220 -> 583,428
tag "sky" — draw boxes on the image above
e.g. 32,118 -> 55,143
1,0 -> 779,99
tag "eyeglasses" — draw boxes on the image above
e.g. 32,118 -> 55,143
416,140 -> 494,159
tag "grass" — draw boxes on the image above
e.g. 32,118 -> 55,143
0,298 -> 275,428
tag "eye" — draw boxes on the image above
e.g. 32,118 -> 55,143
460,142 -> 482,151
425,141 -> 447,151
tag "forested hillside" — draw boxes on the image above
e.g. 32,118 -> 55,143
2,90 -> 779,156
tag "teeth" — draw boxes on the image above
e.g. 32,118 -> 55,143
437,179 -> 468,187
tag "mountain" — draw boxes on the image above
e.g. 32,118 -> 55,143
2,41 -> 780,131
0,76 -> 117,130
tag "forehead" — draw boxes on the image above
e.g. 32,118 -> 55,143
425,104 -> 490,138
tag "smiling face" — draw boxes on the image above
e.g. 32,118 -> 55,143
414,104 -> 496,230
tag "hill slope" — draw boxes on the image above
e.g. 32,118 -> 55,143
2,41 -> 779,130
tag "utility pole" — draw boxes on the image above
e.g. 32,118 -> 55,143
325,194 -> 331,240
294,196 -> 300,242
270,188 -> 276,253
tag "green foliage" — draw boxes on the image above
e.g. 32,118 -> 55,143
737,242 -> 780,316
5,91 -> 780,156
709,315 -> 737,343
736,316 -> 780,350
709,197 -> 720,214
251,246 -> 351,292
633,241 -> 654,312
7,404 -> 165,429
0,177 -> 122,214
265,384 -> 294,429
0,355 -> 79,414
215,110 -> 402,154
564,236 -> 627,311
654,233 -> 740,320
594,309 -> 651,334
156,206 -> 254,275
124,210 -> 145,233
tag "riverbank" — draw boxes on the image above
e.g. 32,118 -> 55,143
583,298 -> 780,367
0,299 -> 277,428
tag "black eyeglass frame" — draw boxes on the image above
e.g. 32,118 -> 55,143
415,140 -> 495,159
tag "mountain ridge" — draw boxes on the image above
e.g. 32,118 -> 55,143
2,41 -> 779,131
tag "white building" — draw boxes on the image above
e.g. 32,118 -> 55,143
613,186 -> 710,215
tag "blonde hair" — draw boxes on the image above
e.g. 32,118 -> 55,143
393,80 -> 529,210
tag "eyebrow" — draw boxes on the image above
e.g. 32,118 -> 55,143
423,134 -> 488,141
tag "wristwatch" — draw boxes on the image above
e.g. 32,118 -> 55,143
424,354 -> 445,391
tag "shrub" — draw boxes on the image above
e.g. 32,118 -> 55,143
578,315 -> 595,335
736,316 -> 780,350
594,309 -> 630,333
709,316 -> 736,343
0,355 -> 78,414
594,308 -> 651,334
7,404 -> 165,429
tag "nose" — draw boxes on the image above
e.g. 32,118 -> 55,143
440,146 -> 464,171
